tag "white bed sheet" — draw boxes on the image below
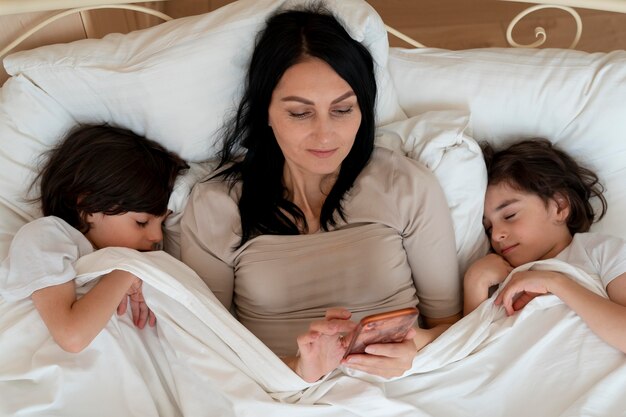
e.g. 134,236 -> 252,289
2,249 -> 624,417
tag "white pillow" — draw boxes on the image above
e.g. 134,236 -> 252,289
3,0 -> 404,163
376,111 -> 489,274
388,47 -> 626,241
0,0 -> 405,261
0,76 -> 77,258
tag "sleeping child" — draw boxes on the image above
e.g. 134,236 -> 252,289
463,139 -> 626,353
0,125 -> 188,352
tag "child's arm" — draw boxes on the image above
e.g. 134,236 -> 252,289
495,271 -> 626,353
463,253 -> 513,315
31,270 -> 140,353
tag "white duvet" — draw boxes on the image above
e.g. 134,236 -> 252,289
1,248 -> 625,417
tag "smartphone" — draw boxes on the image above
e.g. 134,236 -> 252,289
343,307 -> 419,358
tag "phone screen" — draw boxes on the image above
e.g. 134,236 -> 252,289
343,307 -> 418,357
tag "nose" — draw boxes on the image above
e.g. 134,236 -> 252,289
313,115 -> 332,143
491,224 -> 507,242
147,223 -> 163,243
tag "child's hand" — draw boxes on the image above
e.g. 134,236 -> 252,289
116,278 -> 157,328
494,270 -> 563,315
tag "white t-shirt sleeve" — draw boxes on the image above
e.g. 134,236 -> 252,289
0,217 -> 93,301
584,233 -> 626,288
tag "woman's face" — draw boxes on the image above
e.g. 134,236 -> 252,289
267,57 -> 361,179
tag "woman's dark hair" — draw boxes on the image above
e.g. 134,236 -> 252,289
34,124 -> 189,233
482,138 -> 607,234
215,4 -> 377,246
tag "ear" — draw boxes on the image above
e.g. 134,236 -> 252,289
82,211 -> 97,226
552,192 -> 570,222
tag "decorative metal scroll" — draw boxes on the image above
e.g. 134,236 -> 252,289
0,4 -> 173,59
506,4 -> 582,49
385,24 -> 426,48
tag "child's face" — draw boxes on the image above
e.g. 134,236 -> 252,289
483,183 -> 572,267
84,211 -> 167,251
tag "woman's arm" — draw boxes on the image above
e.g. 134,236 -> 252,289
180,182 -> 237,309
32,269 -> 139,353
415,312 -> 462,348
496,271 -> 626,353
398,157 -> 462,324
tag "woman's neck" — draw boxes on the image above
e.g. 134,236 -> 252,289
282,164 -> 338,233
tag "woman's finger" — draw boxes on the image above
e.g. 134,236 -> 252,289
310,319 -> 356,337
324,307 -> 352,320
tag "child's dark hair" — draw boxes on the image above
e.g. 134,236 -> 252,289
482,138 -> 607,235
34,125 -> 189,233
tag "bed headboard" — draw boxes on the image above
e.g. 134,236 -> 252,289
0,0 -> 167,15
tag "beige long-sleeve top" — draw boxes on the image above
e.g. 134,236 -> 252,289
181,147 -> 461,356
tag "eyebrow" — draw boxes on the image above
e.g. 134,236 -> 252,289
280,91 -> 355,105
494,198 -> 520,212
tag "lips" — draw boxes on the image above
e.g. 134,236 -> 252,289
500,243 -> 518,255
309,149 -> 337,158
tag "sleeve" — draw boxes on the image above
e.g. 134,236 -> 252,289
587,233 -> 626,288
0,218 -> 85,301
393,153 -> 462,318
180,180 -> 239,310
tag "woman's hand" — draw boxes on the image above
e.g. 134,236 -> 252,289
341,327 -> 417,378
292,308 -> 357,383
116,278 -> 157,328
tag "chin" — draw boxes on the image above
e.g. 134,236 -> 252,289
506,256 -> 529,268
309,164 -> 342,176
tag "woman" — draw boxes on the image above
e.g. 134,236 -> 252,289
181,5 -> 461,383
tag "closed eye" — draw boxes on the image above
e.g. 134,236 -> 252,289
332,107 -> 353,115
136,221 -> 148,228
288,111 -> 311,119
